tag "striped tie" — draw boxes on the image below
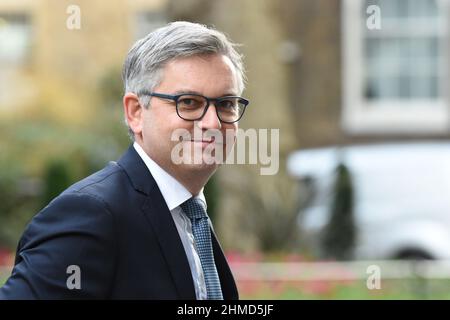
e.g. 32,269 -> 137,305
180,198 -> 223,300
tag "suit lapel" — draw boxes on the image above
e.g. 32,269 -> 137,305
142,194 -> 197,299
117,146 -> 196,299
117,145 -> 238,300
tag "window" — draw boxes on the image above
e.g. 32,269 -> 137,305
0,13 -> 32,66
0,13 -> 33,109
342,0 -> 449,134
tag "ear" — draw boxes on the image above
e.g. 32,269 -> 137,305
123,93 -> 143,138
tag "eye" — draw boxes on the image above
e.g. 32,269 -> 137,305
218,99 -> 237,109
180,98 -> 193,105
178,96 -> 205,109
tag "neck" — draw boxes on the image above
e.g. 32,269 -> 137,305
165,164 -> 216,196
163,156 -> 217,196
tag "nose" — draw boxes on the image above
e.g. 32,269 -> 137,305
198,103 -> 222,130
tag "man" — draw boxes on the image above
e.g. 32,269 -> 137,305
0,21 -> 249,299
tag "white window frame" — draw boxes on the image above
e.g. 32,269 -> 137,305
342,0 -> 450,135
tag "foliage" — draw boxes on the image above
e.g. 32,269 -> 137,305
0,67 -> 128,249
0,161 -> 33,248
221,167 -> 300,253
40,159 -> 71,209
321,163 -> 356,260
238,278 -> 450,300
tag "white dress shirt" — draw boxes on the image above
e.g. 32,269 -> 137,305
133,142 -> 208,300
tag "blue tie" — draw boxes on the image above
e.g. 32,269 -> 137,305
180,198 -> 223,300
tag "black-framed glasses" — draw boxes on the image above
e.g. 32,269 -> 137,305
138,91 -> 249,124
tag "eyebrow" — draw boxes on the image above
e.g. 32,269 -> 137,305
173,89 -> 239,97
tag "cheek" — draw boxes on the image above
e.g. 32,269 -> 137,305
162,119 -> 195,151
142,113 -> 157,139
144,108 -> 174,135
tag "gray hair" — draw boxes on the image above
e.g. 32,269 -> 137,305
122,21 -> 246,139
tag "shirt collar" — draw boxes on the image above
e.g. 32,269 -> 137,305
133,142 -> 206,211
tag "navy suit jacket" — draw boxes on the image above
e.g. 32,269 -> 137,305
0,146 -> 238,299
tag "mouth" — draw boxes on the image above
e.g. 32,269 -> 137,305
177,135 -> 224,147
191,139 -> 215,146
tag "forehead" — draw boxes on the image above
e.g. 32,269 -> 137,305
157,54 -> 240,95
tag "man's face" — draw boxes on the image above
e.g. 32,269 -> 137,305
138,53 -> 240,177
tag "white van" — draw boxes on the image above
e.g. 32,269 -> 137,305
287,142 -> 450,260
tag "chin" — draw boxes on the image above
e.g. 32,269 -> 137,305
182,161 -> 219,173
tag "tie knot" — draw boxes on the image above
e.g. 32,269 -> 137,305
180,197 -> 207,221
